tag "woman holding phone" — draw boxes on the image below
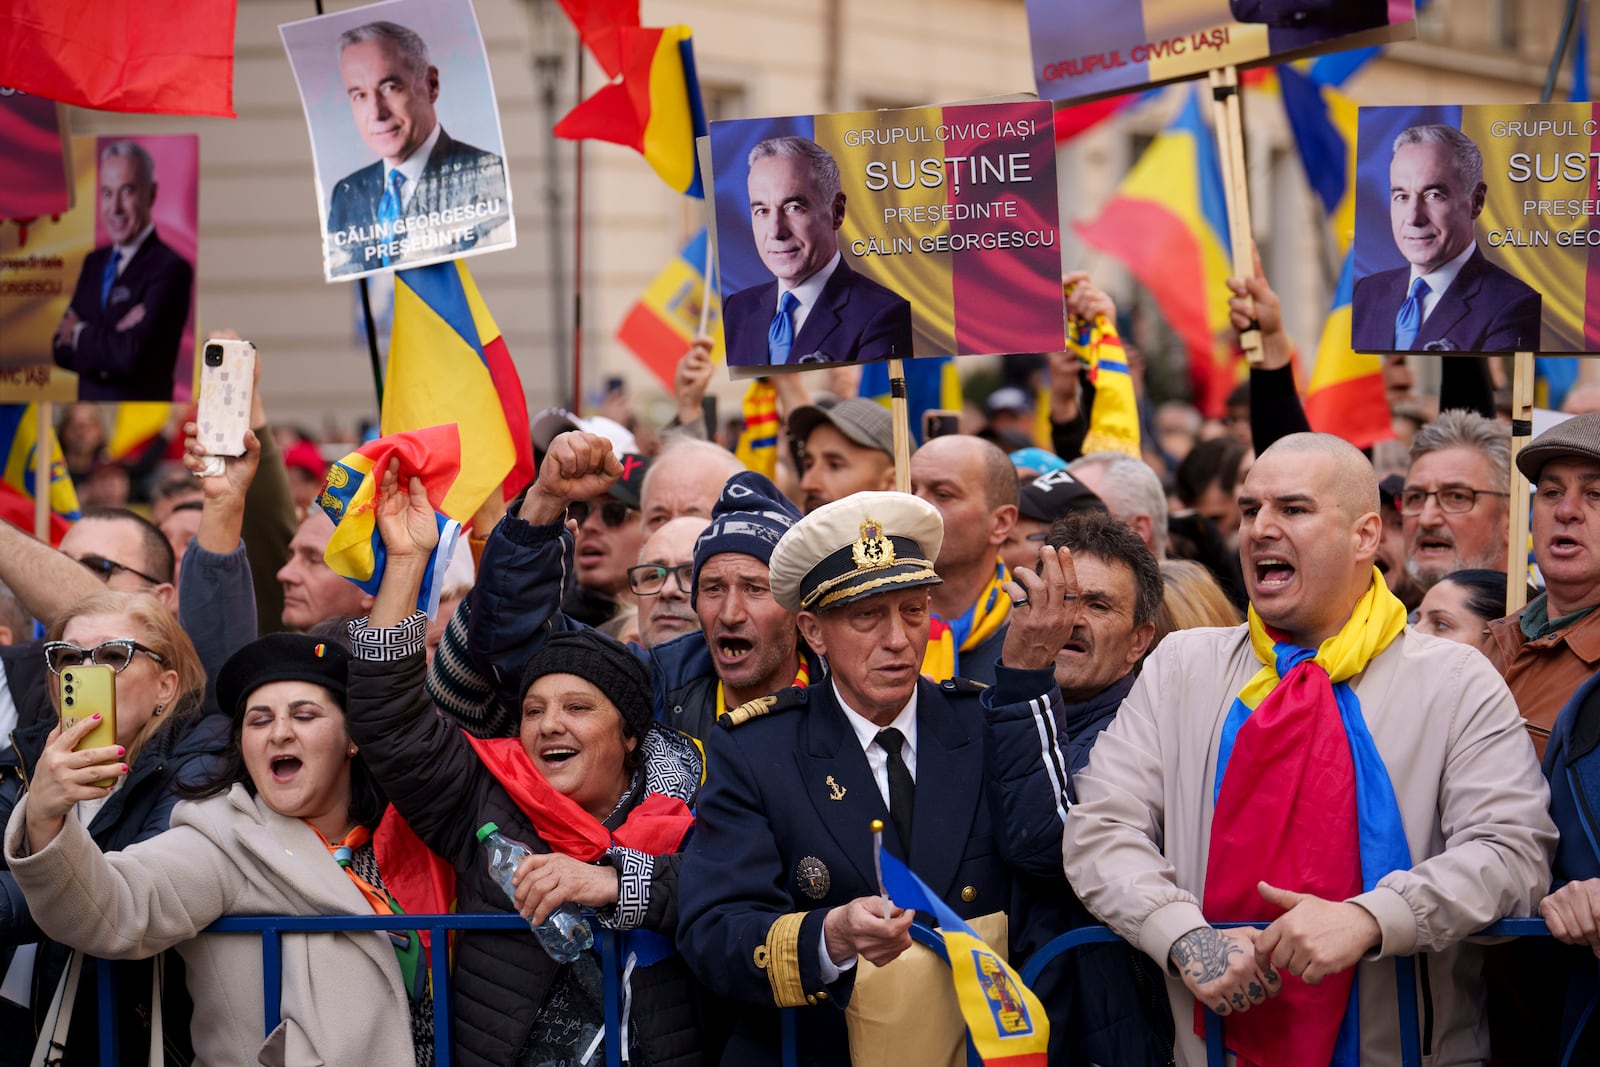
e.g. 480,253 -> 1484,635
0,591 -> 219,1066
4,632 -> 428,1067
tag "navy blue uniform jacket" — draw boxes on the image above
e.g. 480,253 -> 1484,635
1351,248 -> 1542,353
724,261 -> 913,368
676,665 -> 1071,1065
54,231 -> 191,401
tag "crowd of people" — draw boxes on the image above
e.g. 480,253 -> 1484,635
0,265 -> 1598,1066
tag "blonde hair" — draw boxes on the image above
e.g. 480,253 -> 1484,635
49,591 -> 205,764
1150,560 -> 1243,652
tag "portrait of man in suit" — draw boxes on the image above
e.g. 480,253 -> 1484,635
1352,123 -> 1541,354
723,136 -> 913,368
324,20 -> 510,277
52,140 -> 193,402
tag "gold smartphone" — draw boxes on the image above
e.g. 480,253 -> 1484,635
60,664 -> 117,788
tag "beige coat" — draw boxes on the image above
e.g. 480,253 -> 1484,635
4,785 -> 415,1067
1063,625 -> 1556,1067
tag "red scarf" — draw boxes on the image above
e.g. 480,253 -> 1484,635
374,731 -> 696,945
1198,649 -> 1362,1066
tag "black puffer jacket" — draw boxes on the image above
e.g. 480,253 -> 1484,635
348,644 -> 705,1067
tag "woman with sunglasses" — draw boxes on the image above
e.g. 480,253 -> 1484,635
0,590 -> 221,1066
5,633 -> 426,1067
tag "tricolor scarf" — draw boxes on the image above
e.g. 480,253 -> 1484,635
1065,311 -> 1141,459
374,730 -> 697,955
1200,571 -> 1411,1067
716,653 -> 811,716
733,379 -> 779,479
309,822 -> 427,1001
922,560 -> 1011,682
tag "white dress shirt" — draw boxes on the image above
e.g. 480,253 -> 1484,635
817,683 -> 920,981
776,250 -> 842,339
1410,240 -> 1476,324
384,122 -> 443,211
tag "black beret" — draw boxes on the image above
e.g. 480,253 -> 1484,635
217,633 -> 351,720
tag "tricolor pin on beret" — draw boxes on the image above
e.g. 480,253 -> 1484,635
768,491 -> 943,613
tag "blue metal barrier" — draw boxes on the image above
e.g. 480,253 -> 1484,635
85,914 -> 1558,1067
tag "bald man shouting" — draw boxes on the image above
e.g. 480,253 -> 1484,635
1062,433 -> 1553,1067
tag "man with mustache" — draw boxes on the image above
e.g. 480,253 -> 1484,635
426,433 -> 809,743
1400,409 -> 1510,591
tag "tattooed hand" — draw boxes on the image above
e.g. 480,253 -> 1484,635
1169,925 -> 1282,1016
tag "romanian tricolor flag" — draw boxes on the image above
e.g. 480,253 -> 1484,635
383,261 -> 534,517
732,379 -> 779,479
554,25 -> 707,197
878,846 -> 1049,1066
1075,88 -> 1236,417
1066,312 -> 1140,458
617,229 -> 721,389
318,425 -> 463,617
105,403 -> 176,463
1279,67 -> 1391,448
0,403 -> 79,544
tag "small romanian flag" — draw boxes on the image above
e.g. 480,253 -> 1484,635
1066,312 -> 1140,459
733,379 -> 779,479
877,845 -> 1050,1066
617,228 -> 721,389
318,425 -> 463,617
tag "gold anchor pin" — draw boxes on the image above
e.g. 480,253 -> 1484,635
826,775 -> 847,801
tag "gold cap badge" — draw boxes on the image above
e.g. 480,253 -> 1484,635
851,518 -> 896,571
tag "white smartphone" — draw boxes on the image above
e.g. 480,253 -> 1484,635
196,338 -> 256,465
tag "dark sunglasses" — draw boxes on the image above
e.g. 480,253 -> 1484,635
44,638 -> 166,676
627,562 -> 694,596
72,553 -> 165,586
568,500 -> 636,529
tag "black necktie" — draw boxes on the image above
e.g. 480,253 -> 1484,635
875,728 -> 914,850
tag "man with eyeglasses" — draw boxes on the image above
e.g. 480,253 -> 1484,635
1482,413 -> 1600,756
58,508 -> 176,609
1401,409 -> 1511,592
426,432 -> 808,743
629,516 -> 707,649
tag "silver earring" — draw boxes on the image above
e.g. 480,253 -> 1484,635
153,704 -> 164,716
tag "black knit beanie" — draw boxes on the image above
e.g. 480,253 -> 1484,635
519,630 -> 652,739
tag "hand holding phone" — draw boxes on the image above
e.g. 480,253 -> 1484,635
196,338 -> 257,474
59,664 -> 118,789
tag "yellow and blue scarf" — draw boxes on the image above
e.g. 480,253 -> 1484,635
922,560 -> 1011,682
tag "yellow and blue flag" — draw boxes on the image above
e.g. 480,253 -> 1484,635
1075,88 -> 1237,418
0,403 -> 79,544
1066,304 -> 1140,459
877,845 -> 1049,1066
617,228 -> 722,389
318,425 -> 463,617
384,261 -> 535,517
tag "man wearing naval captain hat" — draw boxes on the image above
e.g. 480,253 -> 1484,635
677,491 -> 1090,1065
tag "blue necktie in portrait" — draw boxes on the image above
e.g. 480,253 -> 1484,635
1393,277 -> 1429,349
768,291 -> 799,364
377,170 -> 407,268
99,250 -> 120,307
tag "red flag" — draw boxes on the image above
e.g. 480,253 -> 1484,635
0,0 -> 236,117
0,480 -> 70,545
554,0 -> 640,78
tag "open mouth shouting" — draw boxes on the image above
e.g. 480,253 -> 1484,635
270,754 -> 303,783
1253,557 -> 1296,590
1548,533 -> 1586,560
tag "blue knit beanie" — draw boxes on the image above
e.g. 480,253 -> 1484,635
691,471 -> 803,607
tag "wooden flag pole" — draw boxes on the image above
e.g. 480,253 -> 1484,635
34,402 -> 51,542
888,357 -> 912,494
1208,65 -> 1263,365
1506,350 -> 1535,614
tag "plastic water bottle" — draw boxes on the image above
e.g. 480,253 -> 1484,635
476,821 -> 594,963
